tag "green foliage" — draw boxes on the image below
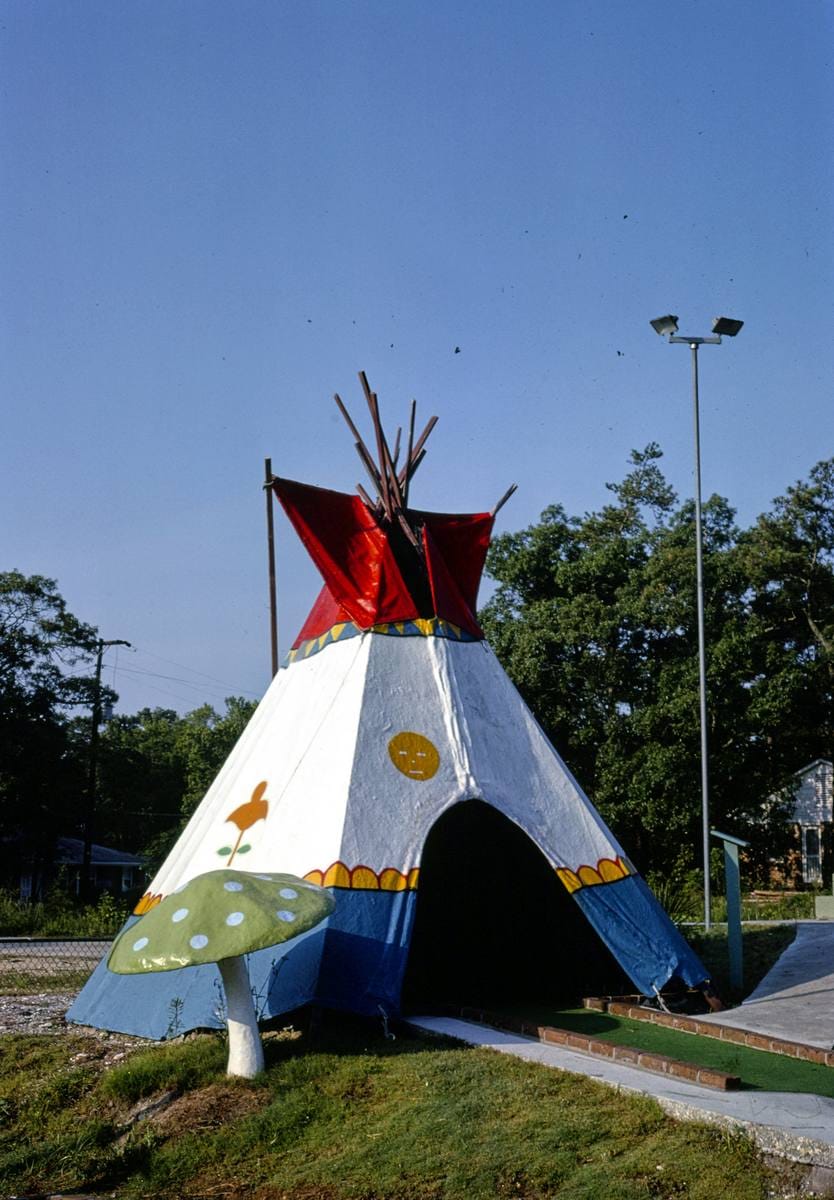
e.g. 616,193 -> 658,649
643,871 -> 815,926
1,569 -> 258,881
482,449 -> 834,878
0,571 -> 100,865
91,696 -> 256,867
644,869 -> 705,925
0,887 -> 128,936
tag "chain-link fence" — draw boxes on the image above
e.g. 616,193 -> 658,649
0,937 -> 110,994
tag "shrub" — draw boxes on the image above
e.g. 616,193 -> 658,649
0,888 -> 128,937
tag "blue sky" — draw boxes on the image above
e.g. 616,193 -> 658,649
2,0 -> 832,714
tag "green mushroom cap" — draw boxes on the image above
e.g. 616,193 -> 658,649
108,869 -> 335,974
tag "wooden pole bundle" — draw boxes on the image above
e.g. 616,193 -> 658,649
332,371 -> 517,541
332,373 -> 444,544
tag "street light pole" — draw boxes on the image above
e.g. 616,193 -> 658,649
689,340 -> 711,931
650,314 -> 743,931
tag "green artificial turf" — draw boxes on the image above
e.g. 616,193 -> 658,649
496,1004 -> 834,1096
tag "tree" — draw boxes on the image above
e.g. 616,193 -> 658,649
481,450 -> 834,883
1,569 -> 262,894
95,697 -> 257,874
0,571 -> 100,874
735,459 -> 834,879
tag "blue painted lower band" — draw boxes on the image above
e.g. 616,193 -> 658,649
67,889 -> 417,1040
67,875 -> 707,1040
573,874 -> 707,993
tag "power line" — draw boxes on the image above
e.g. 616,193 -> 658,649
111,677 -> 224,708
128,645 -> 260,694
112,663 -> 259,697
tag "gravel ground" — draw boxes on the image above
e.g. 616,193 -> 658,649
0,990 -> 79,1035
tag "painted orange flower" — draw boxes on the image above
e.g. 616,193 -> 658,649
224,781 -> 269,865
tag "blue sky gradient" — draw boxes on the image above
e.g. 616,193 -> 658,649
2,1 -> 832,712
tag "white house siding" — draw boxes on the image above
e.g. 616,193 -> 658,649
790,760 -> 833,886
792,760 -> 834,825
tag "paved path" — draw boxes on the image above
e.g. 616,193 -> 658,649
699,921 -> 834,1050
409,1015 -> 834,1167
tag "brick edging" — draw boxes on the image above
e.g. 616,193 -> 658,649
583,997 -> 834,1068
450,1005 -> 740,1091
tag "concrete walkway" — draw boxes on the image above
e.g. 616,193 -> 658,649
408,1015 -> 834,1167
407,923 -> 834,1167
699,921 -> 834,1050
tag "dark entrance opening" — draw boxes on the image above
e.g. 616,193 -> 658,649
401,799 -> 630,1011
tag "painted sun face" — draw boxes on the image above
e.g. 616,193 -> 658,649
388,731 -> 440,781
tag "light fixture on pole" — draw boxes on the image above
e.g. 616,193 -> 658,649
650,313 -> 744,930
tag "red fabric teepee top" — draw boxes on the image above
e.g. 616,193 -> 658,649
272,477 -> 493,648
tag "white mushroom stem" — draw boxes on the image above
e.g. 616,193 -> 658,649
218,955 -> 265,1078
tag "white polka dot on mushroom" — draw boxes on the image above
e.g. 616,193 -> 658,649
226,912 -> 245,926
279,888 -> 298,900
224,881 -> 244,892
172,908 -> 189,923
277,910 -> 296,922
255,874 -> 273,881
190,934 -> 209,949
133,937 -> 149,951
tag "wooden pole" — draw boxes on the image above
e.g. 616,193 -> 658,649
358,372 -> 393,518
402,400 -> 417,507
264,457 -> 279,677
398,415 -> 438,489
492,483 -> 518,517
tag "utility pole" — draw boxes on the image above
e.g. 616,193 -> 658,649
264,457 -> 279,677
82,637 -> 131,900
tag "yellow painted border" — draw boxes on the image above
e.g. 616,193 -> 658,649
555,855 -> 632,894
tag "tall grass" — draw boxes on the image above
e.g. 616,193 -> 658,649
645,870 -> 816,924
0,889 -> 128,937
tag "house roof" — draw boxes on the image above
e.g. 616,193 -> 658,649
55,838 -> 143,867
793,758 -> 833,779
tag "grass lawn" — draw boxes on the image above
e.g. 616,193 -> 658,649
0,1015 -> 807,1200
685,923 -> 797,1006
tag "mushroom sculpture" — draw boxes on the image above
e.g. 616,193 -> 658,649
107,869 -> 334,1078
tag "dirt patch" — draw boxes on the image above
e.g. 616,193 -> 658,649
183,1183 -> 349,1200
148,1080 -> 270,1138
255,1188 -> 349,1200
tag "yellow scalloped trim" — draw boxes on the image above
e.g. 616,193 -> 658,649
303,861 -> 419,891
379,867 -> 407,891
351,866 -> 379,890
556,855 -> 631,895
136,860 -> 422,915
